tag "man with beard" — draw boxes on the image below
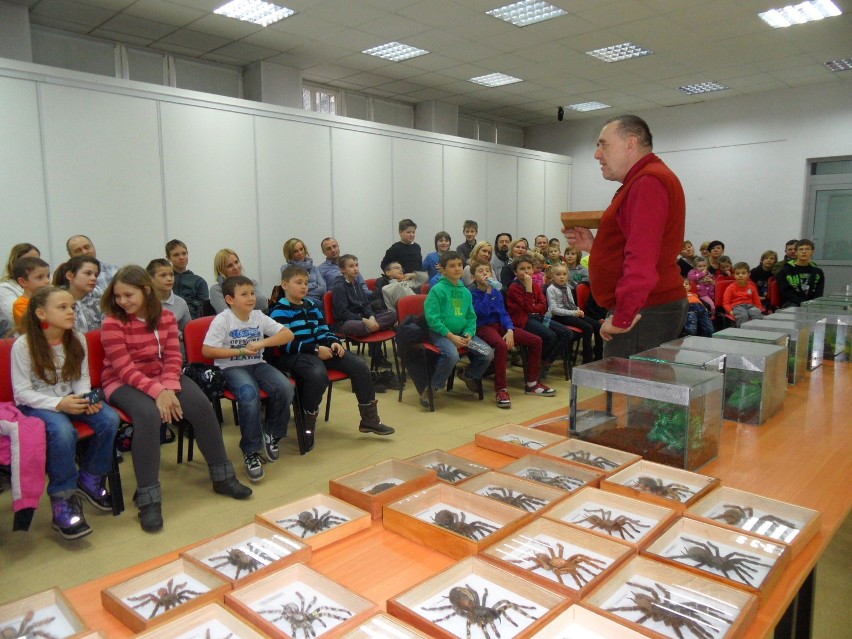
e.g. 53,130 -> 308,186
491,233 -> 512,282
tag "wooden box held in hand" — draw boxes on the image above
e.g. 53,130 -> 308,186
561,210 -> 605,230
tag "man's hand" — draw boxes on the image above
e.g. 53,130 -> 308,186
562,226 -> 594,252
599,314 -> 642,341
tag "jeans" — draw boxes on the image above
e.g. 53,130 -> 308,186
476,324 -> 542,388
222,363 -> 294,454
604,298 -> 689,359
428,332 -> 493,390
276,351 -> 374,413
19,404 -> 119,499
684,302 -> 714,336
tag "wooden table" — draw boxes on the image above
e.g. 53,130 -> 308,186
66,364 -> 850,639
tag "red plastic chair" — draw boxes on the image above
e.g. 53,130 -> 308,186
768,277 -> 782,309
395,294 -> 483,411
575,283 -> 590,313
365,278 -> 377,292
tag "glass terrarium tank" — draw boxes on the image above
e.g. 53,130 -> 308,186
739,320 -> 809,384
758,314 -> 824,371
664,336 -> 787,425
569,358 -> 723,471
630,347 -> 726,374
714,327 -> 795,385
777,307 -> 849,362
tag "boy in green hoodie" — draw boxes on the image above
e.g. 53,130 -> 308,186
422,251 -> 494,408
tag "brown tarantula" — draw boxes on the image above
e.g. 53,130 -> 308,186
207,547 -> 262,580
666,537 -> 771,586
631,476 -> 695,502
560,449 -> 618,470
423,585 -> 538,639
365,481 -> 399,495
522,467 -> 586,491
259,592 -> 351,639
431,509 -> 497,540
482,486 -> 547,511
507,542 -> 608,588
571,507 -> 651,540
430,463 -> 471,483
127,578 -> 204,619
277,508 -> 349,538
0,611 -> 58,639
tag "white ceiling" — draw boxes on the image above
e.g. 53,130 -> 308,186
17,0 -> 852,126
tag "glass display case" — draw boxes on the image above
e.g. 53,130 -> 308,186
713,328 -> 795,385
739,321 -> 809,383
569,358 -> 724,470
777,307 -> 849,362
764,311 -> 826,370
663,337 -> 787,425
631,347 -> 725,374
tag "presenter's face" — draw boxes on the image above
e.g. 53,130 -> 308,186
595,122 -> 632,183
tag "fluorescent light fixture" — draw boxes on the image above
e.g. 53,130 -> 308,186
824,58 -> 852,71
362,42 -> 429,62
486,1 -> 567,27
567,101 -> 611,112
468,73 -> 524,87
758,0 -> 841,28
679,81 -> 730,95
586,42 -> 653,62
214,0 -> 295,27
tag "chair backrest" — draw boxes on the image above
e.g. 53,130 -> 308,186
715,280 -> 734,307
768,277 -> 781,307
397,294 -> 426,321
420,283 -> 430,295
184,316 -> 215,365
365,278 -> 377,292
0,338 -> 15,403
86,330 -> 106,388
575,283 -> 590,312
323,291 -> 336,327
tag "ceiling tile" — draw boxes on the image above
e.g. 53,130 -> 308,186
124,0 -> 207,26
89,28 -> 157,45
98,14 -> 177,39
157,28 -> 230,51
30,0 -> 115,28
186,14 -> 263,39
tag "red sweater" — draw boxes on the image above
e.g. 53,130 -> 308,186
589,154 -> 686,328
101,311 -> 183,400
723,281 -> 764,314
506,280 -> 548,330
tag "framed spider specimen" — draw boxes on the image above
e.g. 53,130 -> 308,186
133,604 -> 269,639
603,461 -> 718,511
541,439 -> 640,475
499,456 -> 603,495
474,424 -> 565,458
0,590 -> 87,639
406,450 -> 490,484
329,459 -> 438,520
257,494 -> 371,550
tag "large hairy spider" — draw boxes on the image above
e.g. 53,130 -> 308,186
423,585 -> 538,639
502,435 -> 544,449
607,581 -> 730,639
522,467 -> 585,491
127,578 -> 204,619
507,542 -> 608,588
560,449 -> 618,471
259,591 -> 351,639
207,547 -> 262,580
710,504 -> 753,527
571,507 -> 651,540
365,481 -> 399,495
631,476 -> 695,502
277,508 -> 349,538
666,537 -> 771,586
431,509 -> 497,540
0,611 -> 58,639
430,463 -> 471,483
482,486 -> 547,512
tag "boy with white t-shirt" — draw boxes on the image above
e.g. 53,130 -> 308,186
202,276 -> 295,483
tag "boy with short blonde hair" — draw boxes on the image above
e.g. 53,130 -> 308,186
722,262 -> 764,327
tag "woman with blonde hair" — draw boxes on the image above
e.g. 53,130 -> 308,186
462,241 -> 496,287
209,249 -> 268,313
280,238 -> 326,304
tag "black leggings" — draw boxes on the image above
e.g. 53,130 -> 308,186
275,351 -> 373,413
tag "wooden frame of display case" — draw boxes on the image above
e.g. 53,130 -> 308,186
538,439 -> 641,477
340,612 -> 434,639
329,458 -> 438,520
498,455 -> 604,494
256,494 -> 371,550
0,588 -> 89,639
454,471 -> 569,515
527,603 -> 650,638
406,450 -> 491,484
132,603 -> 268,639
474,423 -> 566,457
601,460 -> 720,512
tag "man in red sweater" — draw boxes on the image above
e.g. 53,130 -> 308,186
564,115 -> 687,358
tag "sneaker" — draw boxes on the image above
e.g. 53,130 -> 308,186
243,451 -> 265,483
525,382 -> 556,397
76,471 -> 113,512
51,496 -> 92,540
496,388 -> 512,409
263,431 -> 280,462
456,368 -> 479,393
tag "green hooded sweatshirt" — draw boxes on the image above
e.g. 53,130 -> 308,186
424,276 -> 477,337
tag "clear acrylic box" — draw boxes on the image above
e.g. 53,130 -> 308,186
739,320 -> 809,383
777,307 -> 849,362
663,337 -> 787,425
713,327 -> 797,385
761,313 -> 825,370
631,347 -> 726,374
569,358 -> 724,470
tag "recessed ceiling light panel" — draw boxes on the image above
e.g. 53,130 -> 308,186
214,0 -> 296,27
486,1 -> 567,27
586,42 -> 653,62
468,73 -> 524,87
758,0 -> 841,28
679,81 -> 730,95
567,101 -> 611,112
824,58 -> 852,71
362,42 -> 430,62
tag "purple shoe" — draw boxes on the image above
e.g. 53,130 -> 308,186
76,470 -> 113,512
52,496 -> 92,540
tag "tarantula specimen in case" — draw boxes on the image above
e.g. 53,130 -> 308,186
666,537 -> 771,586
207,547 -> 262,580
560,449 -> 618,471
259,592 -> 351,639
711,504 -> 798,534
431,509 -> 498,540
571,507 -> 651,541
127,578 -> 204,619
631,476 -> 695,502
423,585 -> 538,639
0,611 -> 58,639
430,463 -> 472,483
608,581 -> 731,639
507,542 -> 608,588
482,486 -> 547,512
522,468 -> 585,491
277,509 -> 349,538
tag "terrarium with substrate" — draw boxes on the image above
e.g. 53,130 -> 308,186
569,358 -> 723,471
762,313 -> 825,370
713,328 -> 797,384
663,337 -> 787,425
778,307 -> 850,362
739,320 -> 809,383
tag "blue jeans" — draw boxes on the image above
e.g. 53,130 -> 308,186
428,332 -> 494,390
19,404 -> 119,498
223,363 -> 294,454
684,302 -> 714,336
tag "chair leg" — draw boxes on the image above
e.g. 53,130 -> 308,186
324,384 -> 333,422
423,349 -> 435,412
291,393 -> 309,456
213,397 -> 224,425
108,434 -> 124,516
231,401 -> 240,426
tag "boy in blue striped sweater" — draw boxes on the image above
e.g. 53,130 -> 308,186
270,265 -> 394,451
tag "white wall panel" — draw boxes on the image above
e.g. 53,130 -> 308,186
331,129 -> 392,277
0,77 -> 49,261
444,146 -> 487,250
486,153 -> 517,244
392,138 -> 443,256
545,162 -> 570,243
40,84 -> 163,268
160,102 -> 257,288
255,117 -> 332,292
517,157 -> 545,243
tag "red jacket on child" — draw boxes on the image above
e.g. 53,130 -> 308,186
722,281 -> 764,314
507,280 -> 548,329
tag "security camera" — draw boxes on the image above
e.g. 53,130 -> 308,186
557,107 -> 564,121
